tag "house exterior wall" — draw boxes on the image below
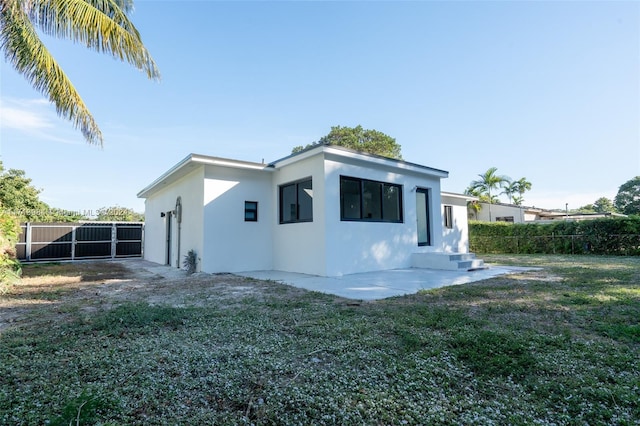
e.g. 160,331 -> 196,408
143,167 -> 204,269
476,203 -> 527,223
271,155 -> 327,276
441,195 -> 470,253
140,148 -> 464,277
201,165 -> 274,273
322,154 -> 443,276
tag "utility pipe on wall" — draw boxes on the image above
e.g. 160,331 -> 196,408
175,197 -> 182,268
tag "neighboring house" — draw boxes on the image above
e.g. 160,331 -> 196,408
470,202 -> 540,223
137,145 -> 479,276
471,201 -> 626,223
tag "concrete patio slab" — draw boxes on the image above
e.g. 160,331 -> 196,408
237,266 -> 537,300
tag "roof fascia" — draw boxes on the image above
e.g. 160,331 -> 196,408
271,144 -> 449,178
137,153 -> 272,199
441,191 -> 478,201
324,146 -> 449,178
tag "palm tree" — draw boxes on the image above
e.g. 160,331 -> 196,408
464,186 -> 482,220
0,0 -> 160,146
501,179 -> 518,204
513,177 -> 532,205
469,167 -> 510,221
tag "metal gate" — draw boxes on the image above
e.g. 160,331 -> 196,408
16,222 -> 144,262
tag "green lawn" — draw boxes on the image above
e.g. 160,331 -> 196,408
1,255 -> 638,425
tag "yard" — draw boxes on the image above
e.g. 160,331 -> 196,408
1,255 -> 638,425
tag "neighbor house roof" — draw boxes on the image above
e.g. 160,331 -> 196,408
441,191 -> 478,202
537,211 -> 627,219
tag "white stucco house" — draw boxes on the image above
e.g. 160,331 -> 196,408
137,145 -> 480,276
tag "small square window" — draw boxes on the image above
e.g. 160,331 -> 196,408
245,201 -> 258,222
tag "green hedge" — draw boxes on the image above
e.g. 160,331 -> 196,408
0,210 -> 21,290
469,218 -> 640,255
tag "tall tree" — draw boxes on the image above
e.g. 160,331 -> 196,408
0,162 -> 44,218
292,125 -> 402,159
0,0 -> 160,145
513,177 -> 532,205
0,162 -> 83,221
468,167 -> 510,221
593,197 -> 616,213
464,186 -> 499,219
501,180 -> 518,204
614,177 -> 640,215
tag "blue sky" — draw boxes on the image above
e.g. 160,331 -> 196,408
1,0 -> 638,216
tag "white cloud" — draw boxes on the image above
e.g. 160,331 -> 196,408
0,98 -> 53,130
0,97 -> 82,145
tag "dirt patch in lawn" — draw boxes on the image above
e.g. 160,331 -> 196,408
0,259 -> 307,331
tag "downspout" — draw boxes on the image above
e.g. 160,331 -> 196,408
175,197 -> 182,268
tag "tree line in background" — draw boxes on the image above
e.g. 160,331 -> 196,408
0,162 -> 144,223
465,167 -> 639,217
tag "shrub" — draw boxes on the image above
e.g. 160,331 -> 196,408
0,210 -> 21,291
470,217 -> 640,255
183,249 -> 198,275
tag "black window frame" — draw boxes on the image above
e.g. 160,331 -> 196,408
279,178 -> 313,224
340,175 -> 403,223
444,205 -> 453,229
496,216 -> 514,223
244,201 -> 258,222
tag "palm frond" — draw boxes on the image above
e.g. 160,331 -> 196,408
1,0 -> 103,144
28,0 -> 160,79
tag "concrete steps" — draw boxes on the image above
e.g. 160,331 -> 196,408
411,252 -> 487,271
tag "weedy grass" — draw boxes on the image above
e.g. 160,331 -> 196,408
1,255 -> 638,425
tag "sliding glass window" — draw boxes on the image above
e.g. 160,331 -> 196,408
340,176 -> 403,222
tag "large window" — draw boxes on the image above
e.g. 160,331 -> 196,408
340,176 -> 403,222
279,178 -> 313,224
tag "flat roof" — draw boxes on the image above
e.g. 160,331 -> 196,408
137,153 -> 271,199
271,144 -> 449,178
138,145 -> 450,199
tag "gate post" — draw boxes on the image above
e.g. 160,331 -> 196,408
25,222 -> 32,262
111,223 -> 117,259
140,223 -> 145,259
71,226 -> 77,260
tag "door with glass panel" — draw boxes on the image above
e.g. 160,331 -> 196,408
416,188 -> 431,246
